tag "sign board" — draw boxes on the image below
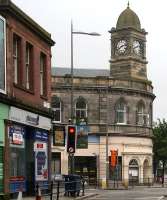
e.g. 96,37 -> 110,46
9,106 -> 51,130
76,125 -> 89,149
34,143 -> 48,181
53,125 -> 65,146
8,125 -> 25,147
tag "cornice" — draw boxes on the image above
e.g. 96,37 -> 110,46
51,85 -> 155,99
0,0 -> 55,46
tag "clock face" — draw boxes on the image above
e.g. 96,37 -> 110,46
133,40 -> 141,55
116,40 -> 127,54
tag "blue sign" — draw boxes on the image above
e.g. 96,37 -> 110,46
35,130 -> 48,141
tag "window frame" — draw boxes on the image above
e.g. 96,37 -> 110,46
116,101 -> 127,124
75,98 -> 87,119
40,52 -> 47,96
13,34 -> 22,85
52,100 -> 62,123
0,15 -> 6,94
25,42 -> 33,90
137,102 -> 146,126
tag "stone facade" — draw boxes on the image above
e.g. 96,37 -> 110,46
51,4 -> 155,187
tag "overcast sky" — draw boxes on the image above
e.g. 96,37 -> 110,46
12,0 -> 167,121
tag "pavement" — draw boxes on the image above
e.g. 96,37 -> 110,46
13,186 -> 167,200
13,189 -> 98,200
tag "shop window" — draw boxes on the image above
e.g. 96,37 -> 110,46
52,96 -> 61,123
25,42 -> 33,90
40,53 -> 47,96
10,147 -> 25,177
115,100 -> 127,124
0,15 -> 6,93
13,34 -> 22,85
75,97 -> 87,119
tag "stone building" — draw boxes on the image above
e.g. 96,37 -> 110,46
51,4 -> 155,187
0,0 -> 54,195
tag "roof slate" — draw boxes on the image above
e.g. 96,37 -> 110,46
51,67 -> 110,77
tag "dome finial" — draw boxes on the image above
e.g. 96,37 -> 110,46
127,1 -> 130,8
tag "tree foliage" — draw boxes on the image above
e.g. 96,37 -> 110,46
153,119 -> 167,182
153,119 -> 167,162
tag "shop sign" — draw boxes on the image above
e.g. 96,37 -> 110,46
34,142 -> 47,151
9,106 -> 51,130
35,143 -> 48,181
35,130 -> 48,142
53,125 -> 65,146
26,115 -> 39,125
9,125 -> 25,147
12,132 -> 23,145
76,125 -> 89,149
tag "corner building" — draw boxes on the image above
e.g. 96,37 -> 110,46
0,0 -> 54,196
51,5 -> 155,187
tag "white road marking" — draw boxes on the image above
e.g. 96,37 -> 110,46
135,196 -> 164,200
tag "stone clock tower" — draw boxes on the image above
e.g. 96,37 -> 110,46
109,3 -> 147,80
51,3 -> 155,188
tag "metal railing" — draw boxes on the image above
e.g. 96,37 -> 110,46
35,177 -> 86,200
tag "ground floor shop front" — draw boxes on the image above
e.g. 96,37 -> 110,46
3,106 -> 51,196
52,135 -> 153,187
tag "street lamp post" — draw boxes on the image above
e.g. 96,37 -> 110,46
70,20 -> 100,121
69,20 -> 100,174
106,84 -> 109,188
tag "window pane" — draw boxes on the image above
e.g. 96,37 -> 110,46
76,110 -> 80,118
117,111 -> 124,123
54,110 -> 60,122
116,101 -> 126,123
0,17 -> 5,92
76,100 -> 86,109
10,147 -> 25,177
81,110 -> 86,118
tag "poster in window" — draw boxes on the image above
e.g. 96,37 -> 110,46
0,16 -> 5,93
53,125 -> 65,146
8,125 -> 25,147
76,125 -> 89,149
34,142 -> 48,181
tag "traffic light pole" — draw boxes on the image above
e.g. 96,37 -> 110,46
69,153 -> 75,174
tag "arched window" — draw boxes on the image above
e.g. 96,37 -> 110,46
75,97 -> 87,119
116,100 -> 127,124
137,102 -> 145,125
52,96 -> 61,123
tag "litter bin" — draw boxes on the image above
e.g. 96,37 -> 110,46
64,174 -> 81,197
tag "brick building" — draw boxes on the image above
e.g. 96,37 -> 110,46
0,0 -> 54,195
51,4 -> 155,187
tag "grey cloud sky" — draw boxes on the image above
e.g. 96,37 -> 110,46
12,0 -> 167,121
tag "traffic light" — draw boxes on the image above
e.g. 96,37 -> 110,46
67,125 -> 76,153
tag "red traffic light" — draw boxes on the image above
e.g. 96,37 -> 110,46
67,125 -> 76,153
69,127 -> 75,134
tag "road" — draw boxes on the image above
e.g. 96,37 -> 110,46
86,187 -> 167,200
